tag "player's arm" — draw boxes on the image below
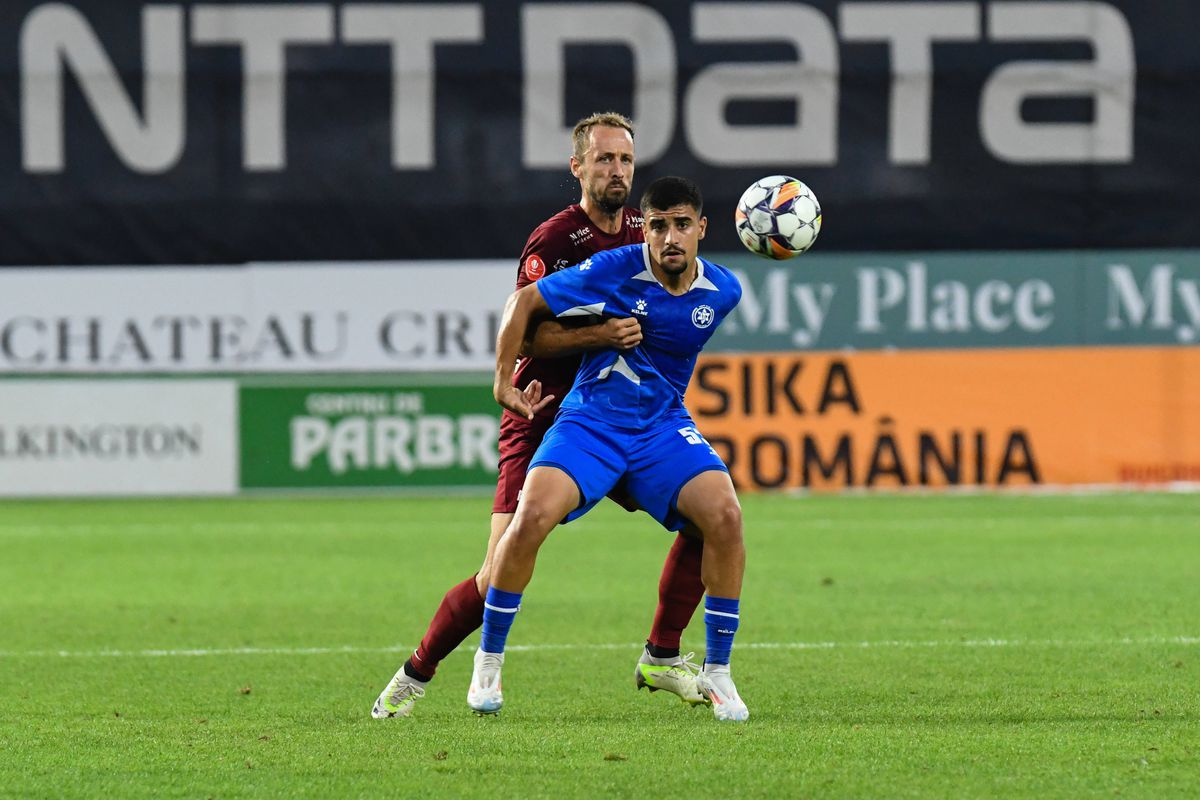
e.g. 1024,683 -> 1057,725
494,284 -> 559,420
522,316 -> 642,358
513,225 -> 641,357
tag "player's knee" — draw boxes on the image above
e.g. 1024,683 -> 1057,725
694,498 -> 742,544
507,504 -> 556,550
512,504 -> 550,533
718,500 -> 743,536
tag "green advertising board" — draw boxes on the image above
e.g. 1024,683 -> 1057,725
240,381 -> 499,489
712,249 -> 1200,352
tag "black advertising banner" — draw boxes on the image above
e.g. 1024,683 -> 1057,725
0,0 -> 1195,265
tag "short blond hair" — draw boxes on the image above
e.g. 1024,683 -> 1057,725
571,112 -> 635,160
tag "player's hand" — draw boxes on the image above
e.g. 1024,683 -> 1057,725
601,317 -> 642,350
496,380 -> 556,421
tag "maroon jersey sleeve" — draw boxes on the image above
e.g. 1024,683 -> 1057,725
516,205 -> 643,291
516,208 -> 585,290
515,225 -> 552,291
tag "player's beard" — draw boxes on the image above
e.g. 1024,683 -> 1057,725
591,181 -> 629,215
658,247 -> 688,275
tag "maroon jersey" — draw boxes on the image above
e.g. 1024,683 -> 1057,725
492,204 -> 643,513
507,204 -> 644,427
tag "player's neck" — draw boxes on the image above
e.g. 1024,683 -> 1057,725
651,259 -> 698,296
579,199 -> 623,235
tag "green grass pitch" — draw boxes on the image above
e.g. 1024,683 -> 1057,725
1,492 -> 1197,798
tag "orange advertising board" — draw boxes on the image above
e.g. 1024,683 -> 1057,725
685,347 -> 1200,490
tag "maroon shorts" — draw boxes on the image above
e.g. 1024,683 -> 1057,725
491,410 -> 639,515
492,411 -> 554,514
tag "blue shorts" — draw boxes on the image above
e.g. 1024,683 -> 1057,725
528,410 -> 728,531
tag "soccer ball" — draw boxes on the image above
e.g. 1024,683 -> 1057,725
735,176 -> 822,259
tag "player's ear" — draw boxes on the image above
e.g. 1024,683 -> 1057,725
697,215 -> 707,240
569,156 -> 582,179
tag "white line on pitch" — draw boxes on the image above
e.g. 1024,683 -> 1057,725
0,512 -> 1190,537
0,636 -> 1196,659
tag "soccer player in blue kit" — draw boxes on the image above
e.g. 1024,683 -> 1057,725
471,176 -> 750,721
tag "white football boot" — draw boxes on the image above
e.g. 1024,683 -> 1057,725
697,663 -> 750,722
467,647 -> 505,715
371,666 -> 427,718
633,648 -> 709,706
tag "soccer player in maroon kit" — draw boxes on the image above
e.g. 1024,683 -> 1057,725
373,112 -> 708,718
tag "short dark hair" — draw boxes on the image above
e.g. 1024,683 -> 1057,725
640,176 -> 703,216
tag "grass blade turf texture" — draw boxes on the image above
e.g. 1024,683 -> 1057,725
1,493 -> 1197,798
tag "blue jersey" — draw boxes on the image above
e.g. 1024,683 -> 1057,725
535,243 -> 742,428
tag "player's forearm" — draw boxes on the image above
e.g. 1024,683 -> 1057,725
494,285 -> 549,399
523,319 -> 601,358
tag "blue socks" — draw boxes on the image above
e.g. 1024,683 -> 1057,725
703,595 -> 740,665
482,588 -> 738,663
480,587 -> 523,654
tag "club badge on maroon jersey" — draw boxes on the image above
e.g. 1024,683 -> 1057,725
524,254 -> 547,281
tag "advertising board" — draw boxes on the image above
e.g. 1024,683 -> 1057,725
688,349 -> 1200,490
3,251 -> 1196,373
239,381 -> 499,490
0,262 -> 512,373
0,1 -> 1192,263
0,379 -> 236,496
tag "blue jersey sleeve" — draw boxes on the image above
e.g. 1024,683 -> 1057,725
535,246 -> 636,318
707,259 -> 743,321
726,270 -> 743,313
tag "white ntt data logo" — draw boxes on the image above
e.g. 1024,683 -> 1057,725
0,380 -> 237,496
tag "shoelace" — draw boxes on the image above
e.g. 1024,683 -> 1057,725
389,680 -> 423,706
670,652 -> 702,678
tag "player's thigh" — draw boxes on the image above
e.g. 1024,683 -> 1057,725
675,469 -> 742,544
505,466 -> 582,553
625,420 -> 730,531
508,465 -> 578,534
528,414 -> 625,525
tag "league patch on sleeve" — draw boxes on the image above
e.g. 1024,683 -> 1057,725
523,254 -> 547,281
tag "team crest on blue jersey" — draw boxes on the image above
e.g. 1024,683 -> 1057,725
692,305 -> 715,328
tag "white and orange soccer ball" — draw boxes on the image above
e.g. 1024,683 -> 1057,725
734,176 -> 822,259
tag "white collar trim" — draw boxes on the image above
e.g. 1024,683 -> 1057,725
634,245 -> 720,292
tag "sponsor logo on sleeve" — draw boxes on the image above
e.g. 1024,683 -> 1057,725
524,254 -> 547,281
